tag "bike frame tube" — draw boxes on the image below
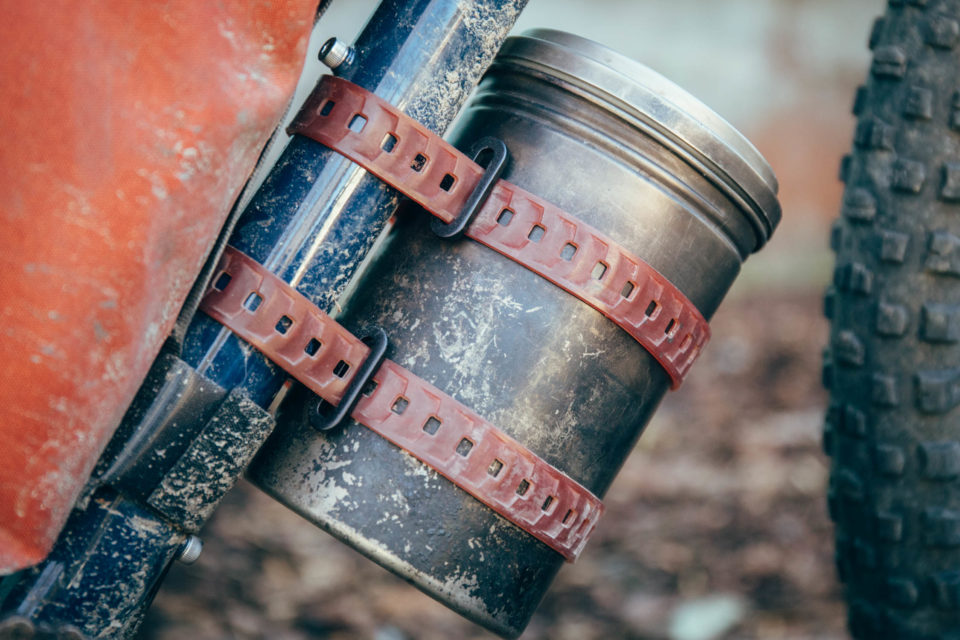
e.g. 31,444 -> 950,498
0,1 -> 527,635
182,0 -> 527,408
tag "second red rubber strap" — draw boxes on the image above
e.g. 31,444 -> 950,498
200,247 -> 603,561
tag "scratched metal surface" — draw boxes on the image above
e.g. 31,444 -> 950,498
249,30 -> 776,637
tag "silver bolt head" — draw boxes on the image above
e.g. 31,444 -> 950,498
319,37 -> 354,71
177,535 -> 203,565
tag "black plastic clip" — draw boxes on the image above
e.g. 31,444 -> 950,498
309,326 -> 389,431
430,136 -> 510,239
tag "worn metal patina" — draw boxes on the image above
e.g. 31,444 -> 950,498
250,29 -> 780,638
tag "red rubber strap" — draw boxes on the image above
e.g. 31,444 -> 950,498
288,75 -> 709,387
200,247 -> 603,561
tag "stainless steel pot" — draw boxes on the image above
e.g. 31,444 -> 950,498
249,29 -> 780,638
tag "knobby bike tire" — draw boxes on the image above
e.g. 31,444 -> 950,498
825,1 -> 960,638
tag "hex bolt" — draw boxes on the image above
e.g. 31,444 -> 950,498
177,535 -> 203,565
319,37 -> 355,71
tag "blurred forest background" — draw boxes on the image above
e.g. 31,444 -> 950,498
142,0 -> 883,638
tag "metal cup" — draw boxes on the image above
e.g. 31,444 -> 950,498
250,29 -> 780,638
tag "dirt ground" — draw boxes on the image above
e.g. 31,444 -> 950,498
140,291 -> 845,640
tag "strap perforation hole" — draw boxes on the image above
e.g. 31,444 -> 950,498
680,334 -> 693,350
456,438 -> 474,457
497,208 -> 514,226
348,114 -> 367,133
620,281 -> 635,299
487,459 -> 504,477
528,224 -> 545,243
561,243 -> 577,261
213,272 -> 232,291
381,133 -> 398,153
439,173 -> 456,192
319,100 -> 335,117
275,315 -> 293,335
542,496 -> 556,513
645,300 -> 659,317
591,262 -> 608,280
304,338 -> 322,356
333,360 -> 351,378
392,396 -> 409,415
516,479 -> 531,496
665,318 -> 679,337
243,292 -> 263,312
423,416 -> 441,434
410,153 -> 427,172
563,509 -> 577,525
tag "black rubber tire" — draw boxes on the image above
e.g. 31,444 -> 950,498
825,1 -> 960,638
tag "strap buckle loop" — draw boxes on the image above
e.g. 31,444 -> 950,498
430,137 -> 509,239
309,326 -> 389,431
